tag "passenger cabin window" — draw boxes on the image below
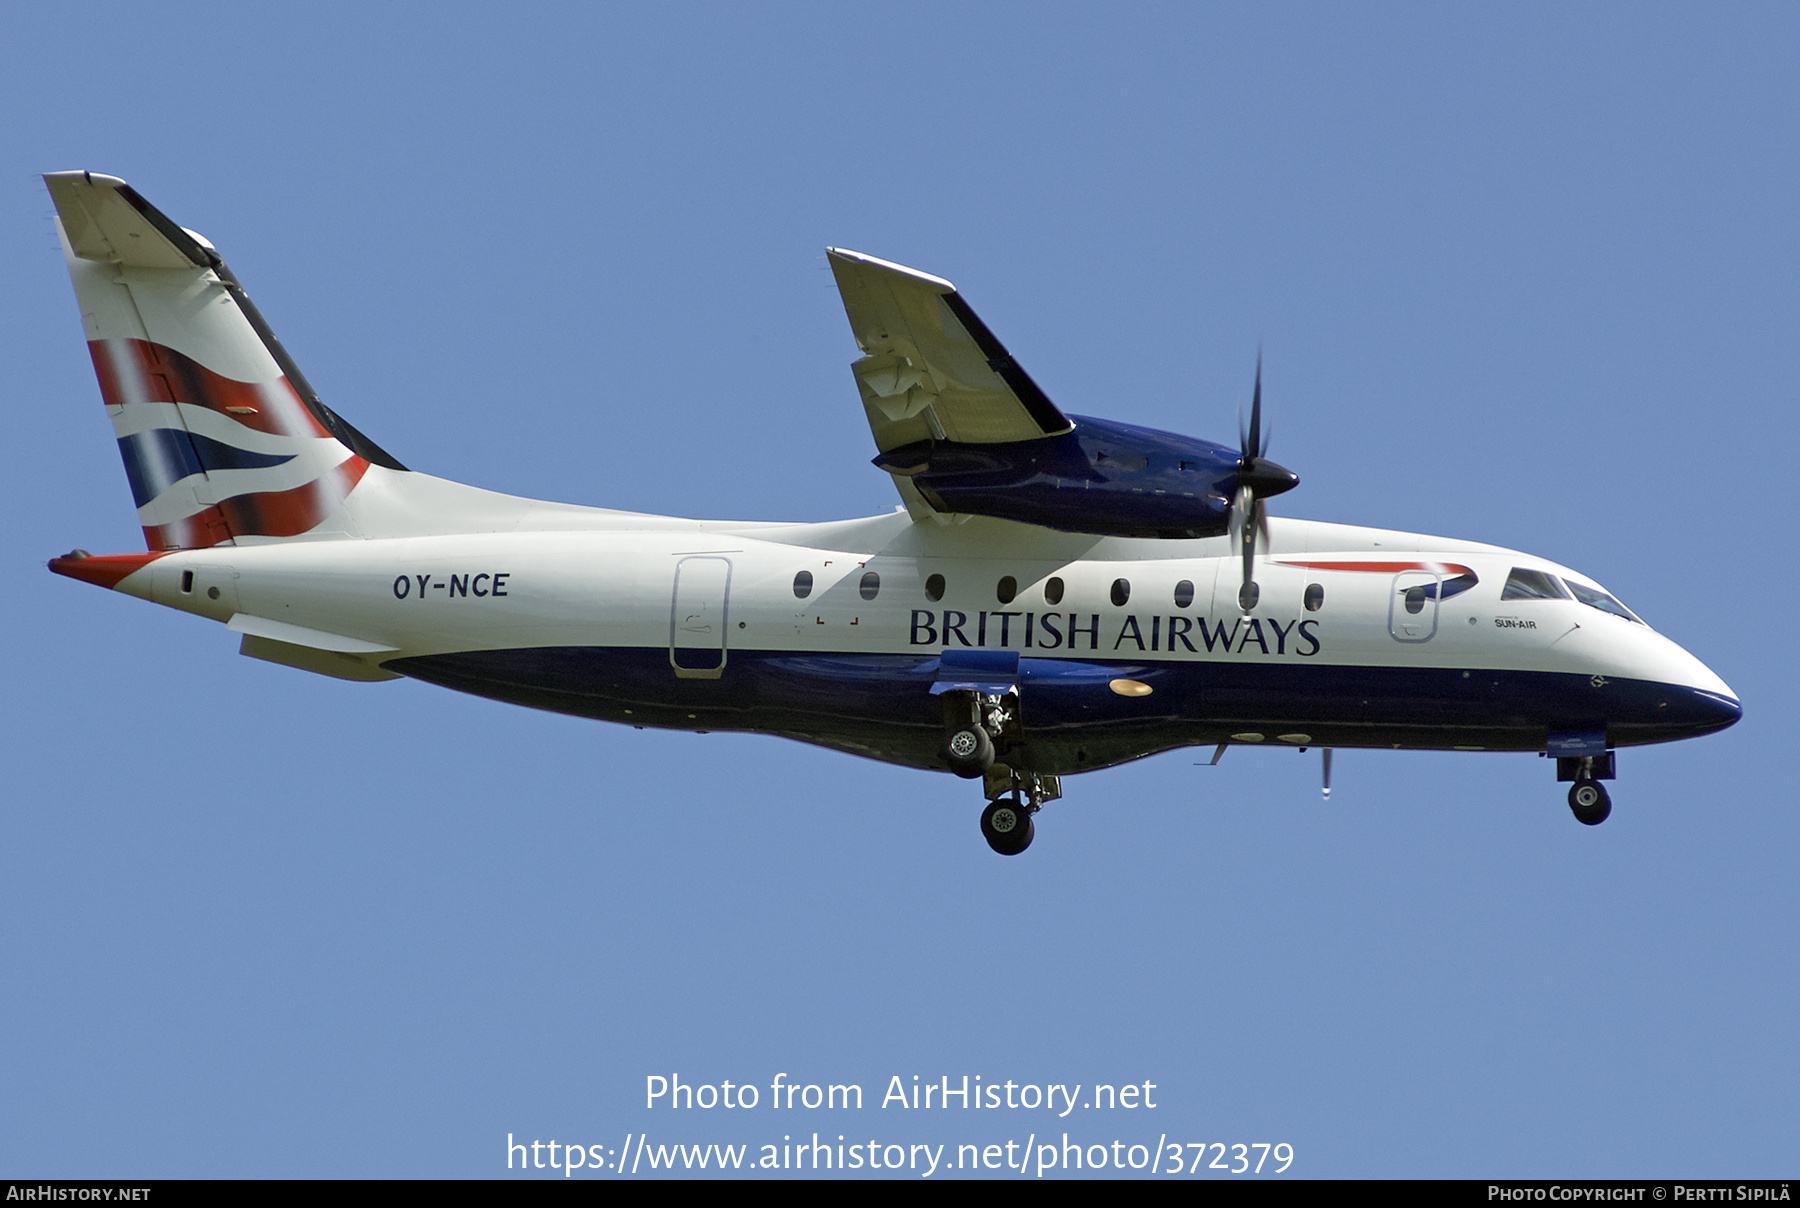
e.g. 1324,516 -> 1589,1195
793,570 -> 813,599
860,571 -> 880,601
1564,580 -> 1643,624
1110,578 -> 1131,607
1172,580 -> 1195,609
1403,585 -> 1427,614
1304,583 -> 1324,612
996,576 -> 1017,605
1043,576 -> 1065,606
924,573 -> 945,602
1500,568 -> 1568,601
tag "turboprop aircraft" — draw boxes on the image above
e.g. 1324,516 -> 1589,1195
42,171 -> 1741,854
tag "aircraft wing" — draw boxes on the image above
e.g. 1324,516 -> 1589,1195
827,249 -> 1073,456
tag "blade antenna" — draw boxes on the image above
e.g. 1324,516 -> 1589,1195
1193,742 -> 1229,768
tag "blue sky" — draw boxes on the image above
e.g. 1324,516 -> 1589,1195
2,3 -> 1794,1179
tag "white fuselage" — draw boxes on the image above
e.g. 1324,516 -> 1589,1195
108,470 -> 1737,776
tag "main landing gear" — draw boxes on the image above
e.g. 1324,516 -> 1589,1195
981,796 -> 1034,856
942,689 -> 1012,779
1555,752 -> 1616,826
941,689 -> 1059,855
944,720 -> 994,779
976,771 -> 1061,856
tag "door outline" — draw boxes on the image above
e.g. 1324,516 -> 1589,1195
1388,570 -> 1440,643
670,556 -> 732,678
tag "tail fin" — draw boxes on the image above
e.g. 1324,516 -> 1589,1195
45,171 -> 405,550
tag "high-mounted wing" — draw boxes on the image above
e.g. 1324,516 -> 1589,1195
826,249 -> 1072,456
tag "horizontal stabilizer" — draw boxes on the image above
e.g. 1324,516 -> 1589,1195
227,612 -> 398,654
238,634 -> 401,682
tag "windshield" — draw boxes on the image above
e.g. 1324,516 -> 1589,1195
1563,579 -> 1644,625
1500,568 -> 1568,601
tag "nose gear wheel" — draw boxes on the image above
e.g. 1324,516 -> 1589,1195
1568,779 -> 1612,825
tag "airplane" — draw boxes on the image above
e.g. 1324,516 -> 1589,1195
40,171 -> 1741,855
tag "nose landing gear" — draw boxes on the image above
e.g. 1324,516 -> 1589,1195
1568,778 -> 1612,826
1555,750 -> 1616,826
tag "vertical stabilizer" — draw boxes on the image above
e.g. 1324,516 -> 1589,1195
45,171 -> 405,550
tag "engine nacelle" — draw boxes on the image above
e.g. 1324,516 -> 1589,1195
873,414 -> 1248,539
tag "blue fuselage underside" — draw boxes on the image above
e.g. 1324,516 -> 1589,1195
387,647 -> 1740,775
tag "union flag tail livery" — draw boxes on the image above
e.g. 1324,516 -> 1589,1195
43,173 -> 1740,853
46,171 -> 404,553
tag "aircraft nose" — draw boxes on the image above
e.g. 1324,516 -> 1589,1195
1609,632 -> 1741,745
1652,669 -> 1741,741
1676,645 -> 1740,734
1687,686 -> 1742,732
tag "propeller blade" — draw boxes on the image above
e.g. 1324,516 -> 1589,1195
1245,350 -> 1263,462
1322,747 -> 1333,800
1230,350 -> 1294,612
1243,506 -> 1259,608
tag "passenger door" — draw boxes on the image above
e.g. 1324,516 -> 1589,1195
1388,569 -> 1440,642
670,557 -> 732,678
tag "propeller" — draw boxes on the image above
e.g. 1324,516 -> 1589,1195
1228,351 -> 1299,612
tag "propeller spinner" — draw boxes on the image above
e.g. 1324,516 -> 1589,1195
1228,353 -> 1298,612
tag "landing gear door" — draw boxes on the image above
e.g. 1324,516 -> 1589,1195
670,556 -> 731,678
1388,570 -> 1440,642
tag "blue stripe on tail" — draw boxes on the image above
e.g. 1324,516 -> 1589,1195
117,429 -> 295,507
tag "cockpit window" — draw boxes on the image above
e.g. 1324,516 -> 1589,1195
1563,580 -> 1643,624
1500,568 -> 1569,601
